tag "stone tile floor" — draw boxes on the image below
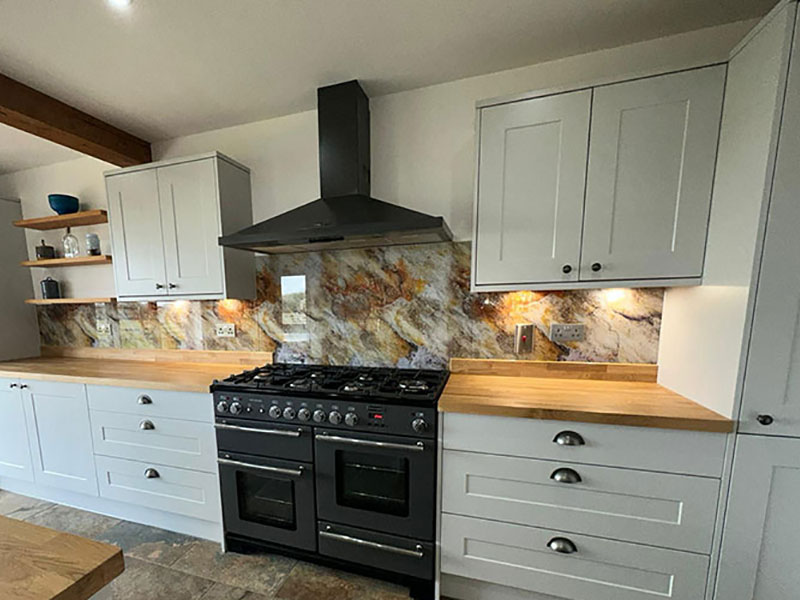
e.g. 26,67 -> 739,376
0,490 -> 411,600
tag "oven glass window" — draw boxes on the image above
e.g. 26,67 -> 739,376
335,450 -> 410,516
236,470 -> 296,530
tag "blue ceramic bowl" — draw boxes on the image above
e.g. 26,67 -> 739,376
47,194 -> 80,215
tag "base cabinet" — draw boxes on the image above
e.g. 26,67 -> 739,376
715,435 -> 800,600
0,379 -> 33,482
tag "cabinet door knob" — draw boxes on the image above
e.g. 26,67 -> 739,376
553,430 -> 585,446
562,264 -> 573,274
139,420 -> 155,431
547,537 -> 577,554
168,283 -> 178,289
9,383 -> 18,389
137,395 -> 153,405
19,384 -> 28,390
756,414 -> 774,426
144,468 -> 160,479
155,283 -> 165,290
591,262 -> 603,272
550,468 -> 582,484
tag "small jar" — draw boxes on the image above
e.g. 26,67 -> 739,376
85,233 -> 101,256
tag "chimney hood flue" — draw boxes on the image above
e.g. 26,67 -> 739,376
218,80 -> 452,254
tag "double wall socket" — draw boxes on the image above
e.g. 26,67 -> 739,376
549,323 -> 585,343
96,321 -> 111,335
215,323 -> 236,338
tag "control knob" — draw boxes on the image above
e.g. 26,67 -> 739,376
229,402 -> 242,415
268,405 -> 282,419
283,406 -> 296,420
344,412 -> 359,427
297,408 -> 311,422
328,410 -> 343,425
216,401 -> 229,413
312,409 -> 327,423
411,418 -> 429,433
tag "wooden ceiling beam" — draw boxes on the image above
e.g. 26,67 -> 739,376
0,73 -> 151,167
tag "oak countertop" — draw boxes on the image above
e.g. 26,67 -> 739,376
0,515 -> 124,600
440,364 -> 733,433
0,356 -> 246,393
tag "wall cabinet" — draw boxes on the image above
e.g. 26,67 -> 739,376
0,379 -> 34,482
106,152 -> 255,301
472,65 -> 725,291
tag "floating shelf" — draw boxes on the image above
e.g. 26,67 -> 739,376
25,297 -> 116,306
21,255 -> 112,268
14,210 -> 108,231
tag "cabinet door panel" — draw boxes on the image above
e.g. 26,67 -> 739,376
581,66 -> 725,281
158,159 -> 224,296
474,90 -> 590,287
716,435 -> 800,600
106,170 -> 168,297
0,379 -> 33,482
23,381 -> 98,496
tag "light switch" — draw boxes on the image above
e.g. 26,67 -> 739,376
514,323 -> 534,354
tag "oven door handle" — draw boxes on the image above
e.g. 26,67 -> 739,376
315,433 -> 425,452
217,458 -> 304,478
215,423 -> 302,437
320,530 -> 424,558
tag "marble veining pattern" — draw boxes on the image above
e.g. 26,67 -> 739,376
36,242 -> 663,367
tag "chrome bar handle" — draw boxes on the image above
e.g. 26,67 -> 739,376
315,433 -> 425,452
214,423 -> 302,437
217,458 -> 304,478
320,529 -> 424,559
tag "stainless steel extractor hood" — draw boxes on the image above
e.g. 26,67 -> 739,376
218,80 -> 452,254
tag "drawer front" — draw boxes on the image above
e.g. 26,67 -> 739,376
441,514 -> 708,600
87,385 -> 212,423
95,455 -> 220,522
443,413 -> 726,477
91,410 -> 216,472
442,450 -> 719,553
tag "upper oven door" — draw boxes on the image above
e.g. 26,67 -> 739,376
314,429 -> 436,540
215,418 -> 312,462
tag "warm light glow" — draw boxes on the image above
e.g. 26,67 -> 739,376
166,300 -> 191,316
107,0 -> 132,10
603,288 -> 627,303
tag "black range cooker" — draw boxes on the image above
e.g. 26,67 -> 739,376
211,364 -> 449,600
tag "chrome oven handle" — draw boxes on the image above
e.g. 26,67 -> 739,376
315,433 -> 425,452
217,457 -> 304,478
215,423 -> 302,437
320,530 -> 424,558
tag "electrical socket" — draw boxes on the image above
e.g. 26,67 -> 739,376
549,323 -> 585,343
215,323 -> 236,338
97,321 -> 111,335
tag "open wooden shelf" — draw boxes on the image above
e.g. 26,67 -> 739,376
25,297 -> 115,306
21,255 -> 112,268
14,210 -> 108,231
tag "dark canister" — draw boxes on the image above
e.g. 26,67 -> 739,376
40,277 -> 61,299
35,239 -> 56,260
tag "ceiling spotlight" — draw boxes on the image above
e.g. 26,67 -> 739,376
107,0 -> 132,10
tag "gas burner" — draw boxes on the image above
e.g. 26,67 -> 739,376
398,379 -> 430,393
342,383 -> 363,393
288,378 -> 311,390
357,374 -> 375,382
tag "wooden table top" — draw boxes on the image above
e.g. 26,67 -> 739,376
0,356 -> 247,393
0,515 -> 124,600
440,371 -> 733,433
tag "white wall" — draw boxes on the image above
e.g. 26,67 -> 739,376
0,18 -> 754,301
657,5 -> 794,418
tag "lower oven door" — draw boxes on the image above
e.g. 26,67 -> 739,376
218,451 -> 316,551
314,429 -> 435,540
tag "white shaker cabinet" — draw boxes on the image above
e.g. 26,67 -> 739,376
106,152 -> 255,301
715,435 -> 800,600
472,65 -> 725,291
21,380 -> 98,496
0,378 -> 34,482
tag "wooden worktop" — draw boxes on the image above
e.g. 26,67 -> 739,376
0,347 -> 273,393
440,359 -> 733,433
0,515 -> 124,600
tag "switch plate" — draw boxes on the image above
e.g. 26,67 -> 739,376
96,321 -> 111,335
215,323 -> 236,338
514,324 -> 534,354
549,323 -> 585,343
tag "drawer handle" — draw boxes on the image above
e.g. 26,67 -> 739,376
144,468 -> 160,479
550,468 -> 582,484
553,431 -> 585,446
547,537 -> 577,554
139,420 -> 155,431
137,395 -> 153,405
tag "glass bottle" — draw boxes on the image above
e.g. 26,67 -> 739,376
62,227 -> 79,258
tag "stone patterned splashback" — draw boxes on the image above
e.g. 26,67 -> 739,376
36,242 -> 663,368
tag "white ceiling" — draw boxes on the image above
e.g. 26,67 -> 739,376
0,123 -> 84,175
0,0 -> 775,158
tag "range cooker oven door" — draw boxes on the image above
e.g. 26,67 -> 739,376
314,429 -> 435,540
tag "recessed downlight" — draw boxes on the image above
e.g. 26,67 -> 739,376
107,0 -> 132,10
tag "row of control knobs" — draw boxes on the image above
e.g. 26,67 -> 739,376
216,401 -> 359,426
